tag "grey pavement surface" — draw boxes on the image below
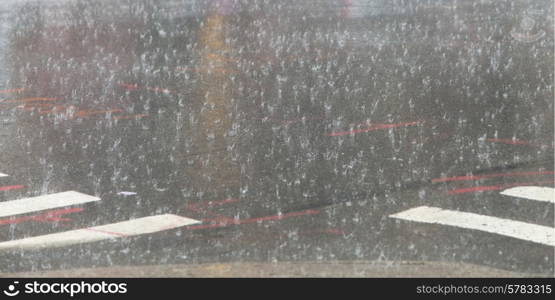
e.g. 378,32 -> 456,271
0,0 -> 553,277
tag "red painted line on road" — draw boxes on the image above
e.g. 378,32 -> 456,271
0,216 -> 28,225
4,97 -> 59,103
485,138 -> 554,149
326,121 -> 422,137
113,114 -> 148,120
84,227 -> 129,237
447,180 -> 555,195
72,109 -> 123,119
34,207 -> 84,223
40,207 -> 84,217
0,88 -> 25,94
486,138 -> 531,145
118,83 -> 140,90
432,171 -> 555,183
20,103 -> 57,108
183,198 -> 240,222
0,207 -> 83,225
39,107 -> 123,118
0,185 -> 24,192
199,216 -> 238,223
187,209 -> 321,230
38,105 -> 67,114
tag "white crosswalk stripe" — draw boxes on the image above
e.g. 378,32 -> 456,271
390,186 -> 555,247
0,172 -> 8,177
0,214 -> 201,250
390,206 -> 555,247
0,191 -> 100,218
500,186 -> 555,203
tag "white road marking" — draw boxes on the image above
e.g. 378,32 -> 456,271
390,206 -> 555,247
500,186 -> 555,204
117,191 -> 137,196
0,191 -> 100,218
0,173 -> 8,177
0,214 -> 200,250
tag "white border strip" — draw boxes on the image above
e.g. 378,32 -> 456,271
500,186 -> 555,204
0,191 -> 100,218
390,206 -> 555,247
0,173 -> 8,177
0,214 -> 200,250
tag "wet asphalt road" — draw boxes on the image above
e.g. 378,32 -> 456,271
0,0 -> 553,276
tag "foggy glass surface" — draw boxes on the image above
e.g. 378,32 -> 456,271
0,0 -> 553,277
